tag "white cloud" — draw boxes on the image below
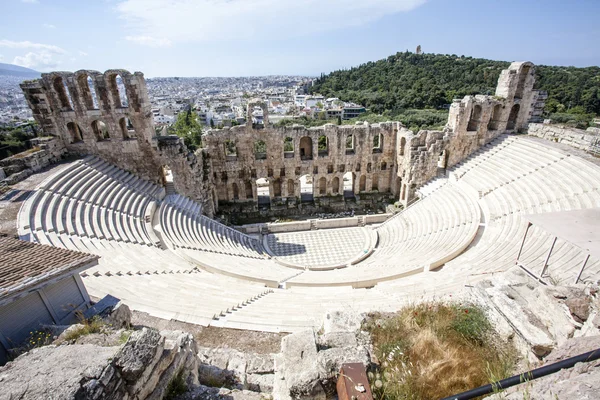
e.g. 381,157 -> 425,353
0,54 -> 3,61
116,0 -> 426,43
42,23 -> 56,29
21,0 -> 39,3
13,50 -> 60,70
125,35 -> 172,47
0,40 -> 65,54
78,50 -> 89,56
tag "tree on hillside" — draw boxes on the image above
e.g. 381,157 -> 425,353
169,108 -> 203,151
310,52 -> 600,118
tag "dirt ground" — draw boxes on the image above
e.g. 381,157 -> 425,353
130,310 -> 286,354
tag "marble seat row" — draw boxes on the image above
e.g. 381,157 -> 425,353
15,135 -> 600,333
19,157 -> 163,247
83,272 -> 271,326
40,156 -> 164,201
375,184 -> 479,252
159,194 -> 267,259
30,230 -> 195,275
211,286 -> 404,332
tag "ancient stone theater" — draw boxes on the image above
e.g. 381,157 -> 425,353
8,61 -> 599,333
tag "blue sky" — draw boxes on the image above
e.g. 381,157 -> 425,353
1,0 -> 599,77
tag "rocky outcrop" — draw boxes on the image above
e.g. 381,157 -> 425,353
196,346 -> 275,393
487,336 -> 600,400
471,267 -> 599,361
0,328 -> 198,400
273,311 -> 371,400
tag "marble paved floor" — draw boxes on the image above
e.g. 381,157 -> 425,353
265,227 -> 370,268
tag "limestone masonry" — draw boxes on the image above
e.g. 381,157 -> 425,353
15,62 -> 545,213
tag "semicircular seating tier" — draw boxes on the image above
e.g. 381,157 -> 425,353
282,184 -> 480,287
374,135 -> 600,303
15,135 -> 600,333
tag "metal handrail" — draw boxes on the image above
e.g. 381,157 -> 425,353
441,347 -> 600,400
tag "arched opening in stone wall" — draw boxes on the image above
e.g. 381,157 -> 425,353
372,174 -> 379,191
66,122 -> 83,143
318,177 -> 327,195
332,177 -> 340,194
160,165 -> 173,189
224,140 -> 237,160
359,175 -> 367,192
399,137 -> 406,156
108,74 -> 128,108
299,174 -> 313,202
507,104 -> 520,130
318,135 -> 328,157
256,178 -> 270,206
232,183 -> 239,200
77,74 -> 99,110
287,179 -> 295,197
254,140 -> 267,160
53,76 -> 73,111
367,163 -> 372,173
91,120 -> 109,141
82,75 -> 98,110
381,161 -> 387,171
273,179 -> 282,197
488,104 -> 502,130
343,172 -> 355,198
119,117 -> 135,139
346,134 -> 355,155
438,150 -> 448,169
284,137 -> 294,158
245,181 -> 253,199
514,65 -> 531,100
467,105 -> 482,132
299,137 -> 313,160
373,133 -> 383,153
395,177 -> 402,197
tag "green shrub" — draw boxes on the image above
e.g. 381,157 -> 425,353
164,368 -> 187,400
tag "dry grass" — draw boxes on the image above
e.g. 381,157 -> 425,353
365,301 -> 517,400
11,146 -> 41,159
62,313 -> 105,342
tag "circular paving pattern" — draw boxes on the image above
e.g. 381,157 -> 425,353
264,227 -> 374,269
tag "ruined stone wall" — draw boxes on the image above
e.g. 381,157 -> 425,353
0,136 -> 67,185
20,70 -> 215,216
395,61 -> 544,205
528,123 -> 600,155
203,117 -> 400,211
19,62 -> 543,216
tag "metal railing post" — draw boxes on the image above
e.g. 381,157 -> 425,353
540,236 -> 557,278
515,222 -> 532,263
441,348 -> 600,400
574,254 -> 590,284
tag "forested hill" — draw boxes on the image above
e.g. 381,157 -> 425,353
310,52 -> 600,116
